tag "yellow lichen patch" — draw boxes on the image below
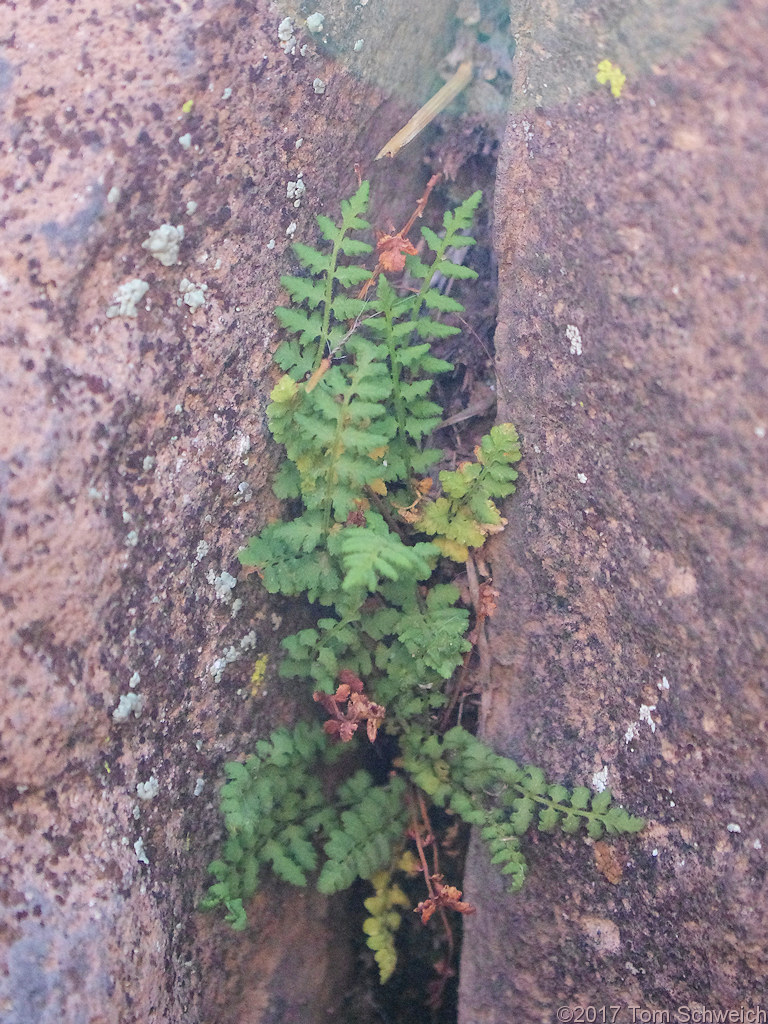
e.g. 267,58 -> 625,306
596,60 -> 627,98
250,654 -> 269,696
181,99 -> 194,114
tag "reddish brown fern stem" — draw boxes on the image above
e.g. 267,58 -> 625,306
415,789 -> 441,879
408,789 -> 437,899
358,173 -> 442,299
408,787 -> 456,966
399,172 -> 442,238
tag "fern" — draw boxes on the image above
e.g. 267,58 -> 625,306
363,865 -> 412,984
327,511 -> 437,595
318,773 -> 409,894
275,180 -> 372,378
200,722 -> 338,921
415,422 -> 523,561
399,725 -> 644,892
204,181 -> 644,994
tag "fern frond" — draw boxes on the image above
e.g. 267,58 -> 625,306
202,723 -> 336,923
280,273 -> 326,309
410,422 -> 522,561
396,584 -> 471,678
443,189 -> 483,238
339,180 -> 371,230
482,822 -> 529,891
204,181 -> 644,971
274,179 -> 372,375
328,511 -> 437,594
238,513 -> 343,604
280,616 -> 372,693
291,242 -> 332,276
317,774 -> 408,894
400,725 -> 644,890
364,867 -> 411,983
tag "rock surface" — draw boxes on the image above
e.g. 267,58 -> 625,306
459,0 -> 768,1020
0,0 -> 458,1020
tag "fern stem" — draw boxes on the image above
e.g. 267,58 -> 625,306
321,397 -> 350,531
318,236 -> 342,372
509,784 -> 613,828
383,299 -> 411,471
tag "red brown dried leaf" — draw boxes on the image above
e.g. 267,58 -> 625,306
313,673 -> 385,743
358,174 -> 441,299
375,232 -> 418,275
313,689 -> 339,716
337,669 -> 364,692
414,875 -> 476,925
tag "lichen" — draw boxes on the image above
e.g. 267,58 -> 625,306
137,776 -> 160,801
596,59 -> 626,99
179,278 -> 208,311
134,837 -> 150,865
112,691 -> 143,722
249,653 -> 269,696
207,570 -> 236,603
142,224 -> 185,266
278,16 -> 297,54
287,174 -> 306,208
566,323 -> 583,355
106,278 -> 149,319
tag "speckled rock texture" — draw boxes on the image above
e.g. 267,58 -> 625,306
0,0 -> 457,1021
459,0 -> 768,1020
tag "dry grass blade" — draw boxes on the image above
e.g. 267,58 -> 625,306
375,61 -> 473,160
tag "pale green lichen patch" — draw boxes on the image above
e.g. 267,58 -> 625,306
142,224 -> 185,266
112,691 -> 143,722
106,278 -> 149,318
179,278 -> 208,311
305,12 -> 324,33
137,776 -> 160,801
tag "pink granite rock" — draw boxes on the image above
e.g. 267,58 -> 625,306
459,0 -> 768,1018
0,0 -> 457,1019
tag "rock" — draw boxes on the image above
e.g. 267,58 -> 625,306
0,0 -> 457,1020
459,0 -> 768,1019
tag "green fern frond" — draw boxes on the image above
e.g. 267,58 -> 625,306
396,584 -> 471,678
274,179 -> 372,377
202,723 -> 337,923
280,616 -> 372,693
412,422 -> 523,561
204,181 -> 644,980
328,511 -> 437,594
318,774 -> 409,894
400,725 -> 644,891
